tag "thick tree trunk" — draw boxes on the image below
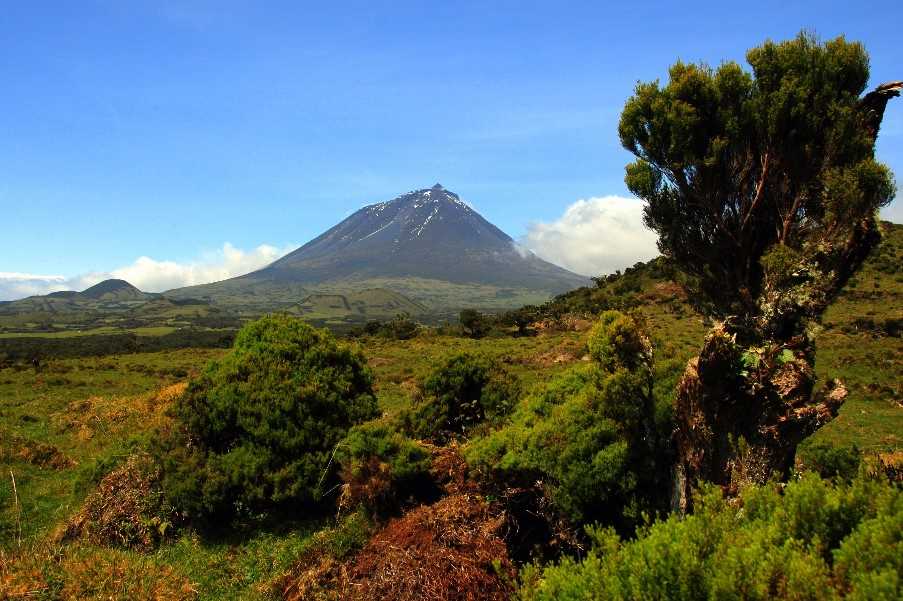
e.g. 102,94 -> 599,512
670,323 -> 847,513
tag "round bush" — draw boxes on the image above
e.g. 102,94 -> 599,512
406,352 -> 520,443
159,314 -> 378,520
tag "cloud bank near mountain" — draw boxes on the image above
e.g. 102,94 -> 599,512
0,243 -> 292,301
523,195 -> 659,277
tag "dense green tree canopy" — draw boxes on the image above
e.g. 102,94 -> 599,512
619,33 -> 897,327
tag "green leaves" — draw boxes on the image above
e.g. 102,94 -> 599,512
520,474 -> 901,601
466,311 -> 665,529
158,314 -> 379,521
619,32 -> 896,326
405,352 -> 521,443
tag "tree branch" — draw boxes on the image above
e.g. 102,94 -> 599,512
741,151 -> 770,232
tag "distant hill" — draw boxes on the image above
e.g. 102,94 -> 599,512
79,279 -> 154,301
541,221 -> 902,331
166,184 -> 590,310
0,279 -> 155,312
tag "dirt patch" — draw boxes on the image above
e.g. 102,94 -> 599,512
533,316 -> 593,333
530,350 -> 578,367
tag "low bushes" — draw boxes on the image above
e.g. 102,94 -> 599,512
336,422 -> 434,516
155,314 -> 379,522
800,443 -> 862,482
63,453 -> 179,550
466,311 -> 668,529
518,473 -> 902,601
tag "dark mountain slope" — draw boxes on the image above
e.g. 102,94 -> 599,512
167,185 -> 589,309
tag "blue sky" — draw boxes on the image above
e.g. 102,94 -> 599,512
2,1 -> 902,298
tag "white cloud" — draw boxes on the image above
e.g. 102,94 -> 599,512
523,196 -> 659,277
0,243 -> 293,301
109,243 -> 293,292
0,272 -> 67,300
881,201 -> 903,224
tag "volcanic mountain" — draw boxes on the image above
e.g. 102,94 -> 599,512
167,185 -> 589,310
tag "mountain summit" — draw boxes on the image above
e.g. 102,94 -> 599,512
79,279 -> 149,301
168,186 -> 589,310
260,184 -> 582,288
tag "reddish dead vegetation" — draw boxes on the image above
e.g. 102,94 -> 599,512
338,455 -> 400,516
338,440 -> 476,520
0,430 -> 75,469
280,494 -> 515,601
646,280 -> 687,302
427,442 -> 477,496
61,453 -> 180,550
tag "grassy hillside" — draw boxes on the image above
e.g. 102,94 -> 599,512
166,273 -> 563,313
0,286 -> 431,347
290,289 -> 427,321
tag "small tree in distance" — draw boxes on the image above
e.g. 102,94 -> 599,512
459,309 -> 487,338
619,32 -> 900,510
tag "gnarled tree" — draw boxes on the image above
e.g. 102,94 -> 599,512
618,33 -> 899,511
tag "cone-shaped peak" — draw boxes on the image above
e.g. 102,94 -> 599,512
168,184 -> 591,307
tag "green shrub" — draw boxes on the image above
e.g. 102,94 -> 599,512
405,352 -> 521,442
800,443 -> 861,482
383,313 -> 419,340
459,309 -> 489,338
336,421 -> 434,515
519,474 -> 901,601
156,314 -> 379,521
466,311 -> 665,528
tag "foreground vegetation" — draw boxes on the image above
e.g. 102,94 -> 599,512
0,220 -> 898,597
520,474 -> 902,601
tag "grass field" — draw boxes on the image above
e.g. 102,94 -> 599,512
0,333 -> 589,598
0,225 -> 899,599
